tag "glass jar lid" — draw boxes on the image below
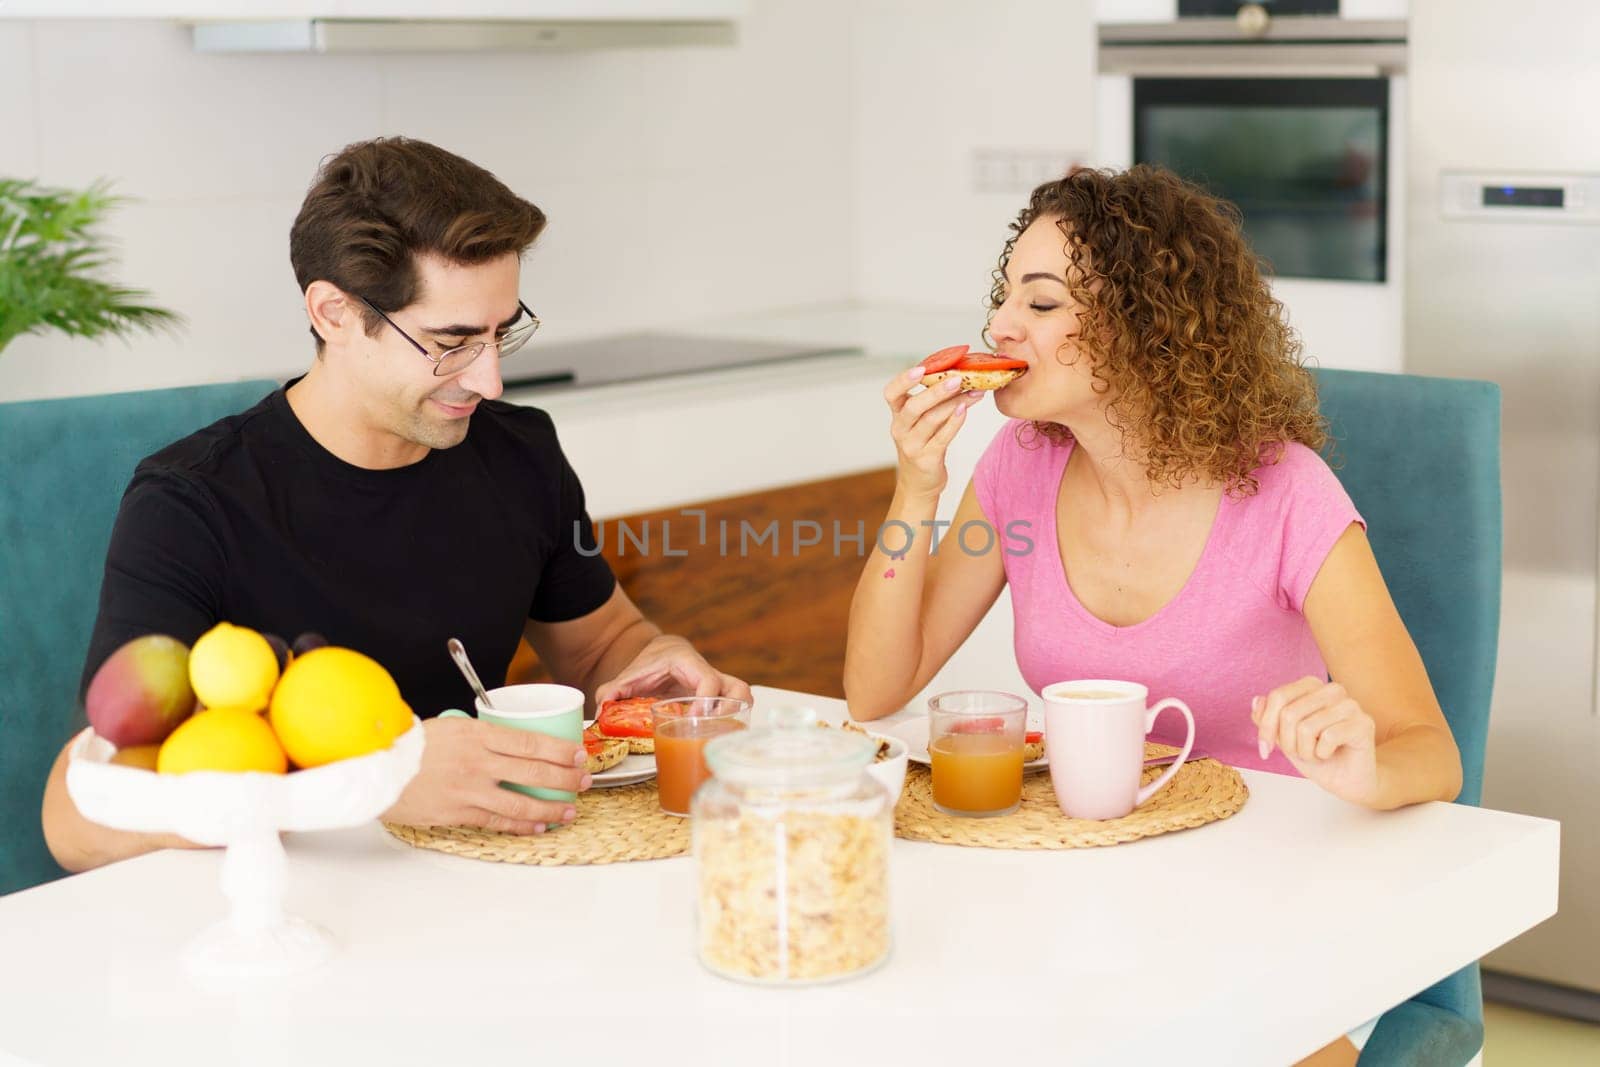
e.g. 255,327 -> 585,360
703,725 -> 875,790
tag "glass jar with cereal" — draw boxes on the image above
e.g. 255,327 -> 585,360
693,726 -> 891,984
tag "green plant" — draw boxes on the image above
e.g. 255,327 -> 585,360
0,179 -> 182,355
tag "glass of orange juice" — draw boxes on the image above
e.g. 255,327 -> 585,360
653,697 -> 751,816
928,691 -> 1028,817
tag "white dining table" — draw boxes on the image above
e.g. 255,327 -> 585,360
0,685 -> 1560,1067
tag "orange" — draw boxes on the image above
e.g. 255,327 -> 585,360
268,647 -> 411,768
157,708 -> 288,775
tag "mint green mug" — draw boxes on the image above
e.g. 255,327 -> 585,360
439,683 -> 585,803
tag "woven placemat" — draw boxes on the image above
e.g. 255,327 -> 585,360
383,781 -> 688,866
895,743 -> 1248,849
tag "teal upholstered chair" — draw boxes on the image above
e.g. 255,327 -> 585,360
1312,369 -> 1502,1067
0,379 -> 276,897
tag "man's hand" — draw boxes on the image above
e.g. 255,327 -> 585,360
594,634 -> 753,706
382,715 -> 592,835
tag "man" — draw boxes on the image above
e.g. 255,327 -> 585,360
41,137 -> 750,872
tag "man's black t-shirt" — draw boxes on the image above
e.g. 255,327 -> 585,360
80,383 -> 617,717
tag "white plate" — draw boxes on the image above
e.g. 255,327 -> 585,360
590,750 -> 656,788
875,714 -> 1049,773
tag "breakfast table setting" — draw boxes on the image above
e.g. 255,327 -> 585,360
0,681 -> 1560,1066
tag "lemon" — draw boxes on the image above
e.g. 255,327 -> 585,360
268,647 -> 411,768
189,622 -> 279,711
158,708 -> 288,775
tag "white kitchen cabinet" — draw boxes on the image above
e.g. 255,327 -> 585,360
0,1 -> 743,19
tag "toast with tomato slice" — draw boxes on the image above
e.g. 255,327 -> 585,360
583,726 -> 631,773
919,344 -> 1028,392
595,696 -> 657,755
1024,731 -> 1045,763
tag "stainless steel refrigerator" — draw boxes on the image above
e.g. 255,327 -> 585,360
1407,0 -> 1600,1013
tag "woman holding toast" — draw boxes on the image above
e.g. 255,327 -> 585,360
844,164 -> 1461,811
843,162 -> 1465,1067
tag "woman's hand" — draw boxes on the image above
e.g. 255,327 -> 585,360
1253,677 -> 1380,807
883,364 -> 983,500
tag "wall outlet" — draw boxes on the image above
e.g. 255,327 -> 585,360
972,149 -> 1083,195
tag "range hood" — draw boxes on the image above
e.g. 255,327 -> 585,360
190,18 -> 736,53
0,2 -> 742,54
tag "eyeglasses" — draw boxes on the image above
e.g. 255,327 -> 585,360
355,295 -> 541,377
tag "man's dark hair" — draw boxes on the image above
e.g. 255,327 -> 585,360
289,137 -> 546,349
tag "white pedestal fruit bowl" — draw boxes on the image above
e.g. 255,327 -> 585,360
65,719 -> 424,980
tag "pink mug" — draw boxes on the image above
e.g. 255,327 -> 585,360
1042,680 -> 1195,821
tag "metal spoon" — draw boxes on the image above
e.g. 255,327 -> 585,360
446,637 -> 495,712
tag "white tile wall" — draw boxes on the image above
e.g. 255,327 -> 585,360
376,49 -> 656,187
643,168 -> 853,324
631,3 -> 856,178
516,174 -> 665,339
0,24 -> 38,180
852,0 -> 1097,310
0,0 -> 861,401
32,21 -> 385,202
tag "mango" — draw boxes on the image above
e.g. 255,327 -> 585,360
109,744 -> 162,771
85,634 -> 196,747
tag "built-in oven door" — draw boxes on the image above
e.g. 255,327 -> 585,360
1134,76 -> 1389,283
1093,9 -> 1407,372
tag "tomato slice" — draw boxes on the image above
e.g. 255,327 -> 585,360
582,725 -> 611,755
956,353 -> 1029,371
1025,730 -> 1043,745
596,697 -> 656,738
919,344 -> 969,374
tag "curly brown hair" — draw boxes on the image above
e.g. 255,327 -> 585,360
987,164 -> 1326,496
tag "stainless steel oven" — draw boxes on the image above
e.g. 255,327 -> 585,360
1092,1 -> 1409,371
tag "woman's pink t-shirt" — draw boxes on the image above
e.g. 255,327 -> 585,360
972,422 -> 1364,774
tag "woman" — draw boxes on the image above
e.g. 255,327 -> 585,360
846,164 -> 1460,807
843,162 -> 1463,1067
